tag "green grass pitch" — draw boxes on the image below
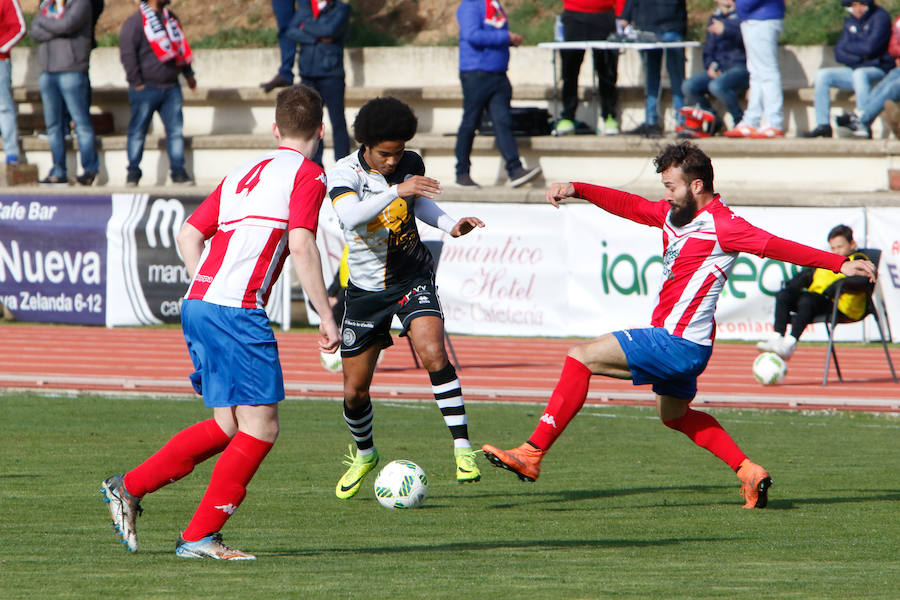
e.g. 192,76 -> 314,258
1,392 -> 898,599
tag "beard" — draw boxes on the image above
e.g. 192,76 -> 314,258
669,189 -> 698,228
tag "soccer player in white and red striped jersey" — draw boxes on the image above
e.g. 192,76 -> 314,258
483,142 -> 876,509
100,84 -> 340,559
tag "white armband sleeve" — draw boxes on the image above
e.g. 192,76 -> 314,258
414,196 -> 456,234
331,185 -> 401,229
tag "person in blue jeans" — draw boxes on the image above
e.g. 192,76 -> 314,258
839,11 -> 900,138
284,0 -> 350,165
801,0 -> 892,139
120,0 -> 196,186
724,0 -> 784,138
620,0 -> 688,137
260,0 -> 298,92
0,0 -> 26,166
30,0 -> 98,186
681,0 -> 748,132
454,0 -> 541,188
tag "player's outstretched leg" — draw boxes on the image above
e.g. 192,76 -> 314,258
482,442 -> 544,482
428,363 -> 481,483
100,474 -> 143,552
737,459 -> 772,509
175,532 -> 256,560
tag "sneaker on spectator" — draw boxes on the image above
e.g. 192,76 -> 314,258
454,174 -> 481,188
602,115 -> 620,135
801,124 -> 832,138
39,173 -> 68,186
845,115 -> 872,139
75,172 -> 97,186
834,113 -> 853,128
552,118 -> 575,136
126,170 -> 140,187
507,165 -> 541,188
883,100 -> 900,139
624,122 -> 662,138
5,154 -> 18,165
260,74 -> 292,93
751,126 -> 784,139
171,169 -> 194,185
723,122 -> 757,138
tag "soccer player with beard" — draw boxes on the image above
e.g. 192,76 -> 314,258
482,141 -> 876,509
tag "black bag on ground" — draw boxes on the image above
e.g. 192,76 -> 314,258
477,107 -> 552,136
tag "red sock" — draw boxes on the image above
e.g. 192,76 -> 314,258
124,419 -> 231,498
181,431 -> 273,542
663,408 -> 747,471
528,356 -> 592,452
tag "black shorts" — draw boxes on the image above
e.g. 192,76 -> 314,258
340,276 -> 444,357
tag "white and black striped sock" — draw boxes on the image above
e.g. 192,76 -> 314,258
343,399 -> 375,455
429,363 -> 470,449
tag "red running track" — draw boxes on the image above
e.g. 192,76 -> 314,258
1,324 -> 898,412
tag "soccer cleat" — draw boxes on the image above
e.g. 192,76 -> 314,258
100,474 -> 143,552
755,332 -> 783,354
335,444 -> 379,499
454,447 -> 482,483
482,443 -> 543,482
175,533 -> 256,560
737,459 -> 772,509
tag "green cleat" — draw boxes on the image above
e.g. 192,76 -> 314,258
335,444 -> 379,499
455,447 -> 481,483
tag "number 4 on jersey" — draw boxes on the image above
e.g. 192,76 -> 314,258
236,159 -> 274,194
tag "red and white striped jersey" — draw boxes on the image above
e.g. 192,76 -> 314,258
185,147 -> 327,309
573,183 -> 846,346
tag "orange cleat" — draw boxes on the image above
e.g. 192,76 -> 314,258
737,459 -> 772,508
482,443 -> 543,482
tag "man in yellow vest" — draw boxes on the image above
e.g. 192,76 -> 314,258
757,224 -> 869,359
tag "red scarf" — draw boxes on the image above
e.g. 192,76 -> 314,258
485,0 -> 508,29
140,2 -> 193,66
310,0 -> 328,18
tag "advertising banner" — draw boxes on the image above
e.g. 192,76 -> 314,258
864,207 -> 900,341
0,194 -> 110,325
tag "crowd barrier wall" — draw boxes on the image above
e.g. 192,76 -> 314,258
2,192 -> 898,342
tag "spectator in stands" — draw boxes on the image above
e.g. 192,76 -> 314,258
260,0 -> 298,93
284,0 -> 350,165
724,0 -> 785,139
620,0 -> 688,138
0,0 -> 25,166
554,0 -> 623,136
454,0 -> 542,188
834,6 -> 900,138
120,0 -> 196,187
680,0 -> 748,134
30,0 -> 98,186
801,0 -> 892,139
756,225 -> 869,360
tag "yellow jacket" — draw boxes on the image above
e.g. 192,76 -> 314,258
807,251 -> 869,320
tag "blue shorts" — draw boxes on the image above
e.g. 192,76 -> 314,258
612,327 -> 712,400
181,299 -> 284,407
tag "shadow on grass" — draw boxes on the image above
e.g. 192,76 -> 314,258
766,490 -> 900,510
472,483 -> 731,508
266,535 -> 726,557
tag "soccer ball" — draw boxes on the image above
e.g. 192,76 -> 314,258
752,352 -> 787,385
373,460 -> 428,509
319,351 -> 342,373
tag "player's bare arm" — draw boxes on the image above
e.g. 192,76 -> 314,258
545,182 -> 576,208
398,175 -> 442,199
450,217 -> 485,238
841,258 -> 876,281
289,228 -> 341,352
176,222 -> 206,278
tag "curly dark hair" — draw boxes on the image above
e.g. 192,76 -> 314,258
352,97 -> 418,147
653,141 -> 715,193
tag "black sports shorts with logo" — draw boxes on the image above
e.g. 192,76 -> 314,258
340,275 -> 444,357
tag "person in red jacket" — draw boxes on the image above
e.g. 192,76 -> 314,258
482,141 -> 876,510
0,0 -> 26,165
554,0 -> 624,136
